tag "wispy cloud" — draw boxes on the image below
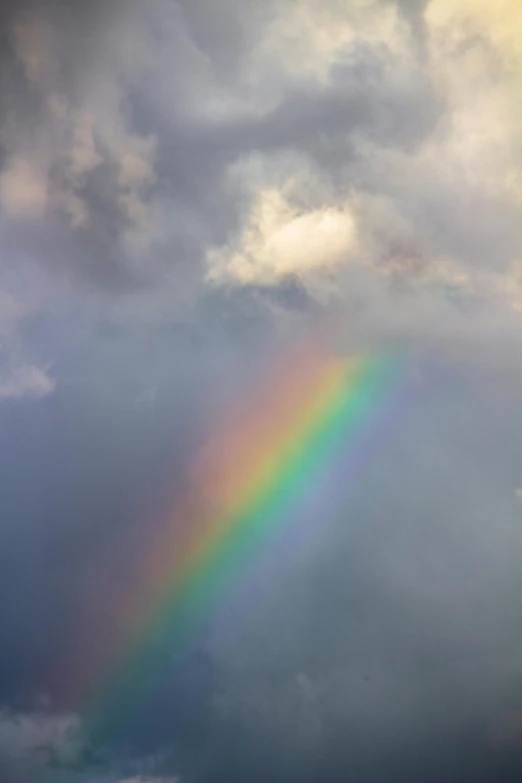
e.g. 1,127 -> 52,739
0,364 -> 56,400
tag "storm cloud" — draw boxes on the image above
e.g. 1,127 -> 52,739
0,1 -> 522,781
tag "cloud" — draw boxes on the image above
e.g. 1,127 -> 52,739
12,6 -> 59,87
0,364 -> 56,400
0,158 -> 48,219
0,2 -> 521,782
0,0 -> 443,305
0,0 -> 516,328
0,710 -> 83,771
254,0 -> 414,85
208,185 -> 358,285
117,779 -> 179,783
0,290 -> 57,401
0,0 -> 158,288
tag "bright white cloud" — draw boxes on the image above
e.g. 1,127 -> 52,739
208,186 -> 357,284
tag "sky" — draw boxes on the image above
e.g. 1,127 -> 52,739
0,0 -> 521,781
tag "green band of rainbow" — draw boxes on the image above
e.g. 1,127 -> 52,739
59,347 -> 405,741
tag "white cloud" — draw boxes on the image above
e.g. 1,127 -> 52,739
0,711 -> 83,767
69,113 -> 103,180
0,0 -> 519,327
208,181 -> 357,285
0,365 -> 56,400
197,0 -> 522,335
426,0 -> 522,70
252,0 -> 413,85
0,157 -> 48,219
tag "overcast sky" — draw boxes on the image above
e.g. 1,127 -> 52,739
0,1 -> 522,781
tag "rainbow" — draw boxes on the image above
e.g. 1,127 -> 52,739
58,342 -> 409,740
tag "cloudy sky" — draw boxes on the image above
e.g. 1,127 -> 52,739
0,1 -> 522,781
